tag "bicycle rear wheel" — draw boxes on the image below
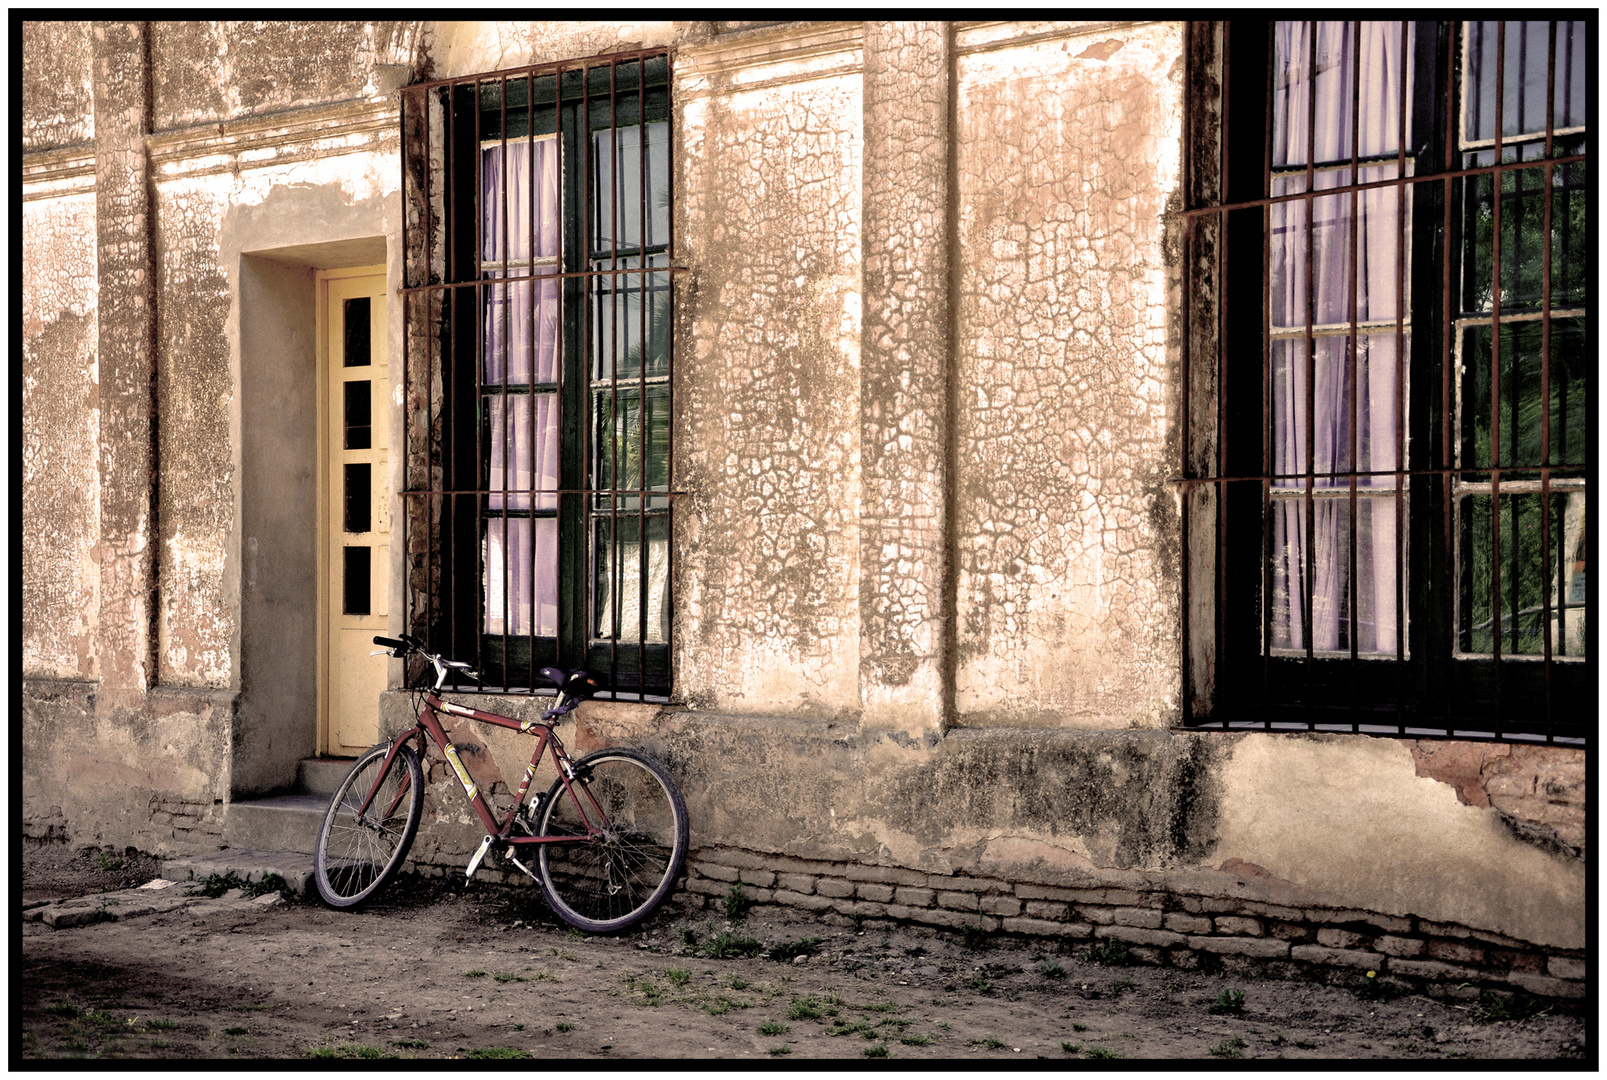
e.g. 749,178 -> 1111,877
535,749 -> 688,933
314,740 -> 424,909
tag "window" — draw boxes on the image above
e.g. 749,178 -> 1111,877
399,52 -> 675,697
1183,21 -> 1591,741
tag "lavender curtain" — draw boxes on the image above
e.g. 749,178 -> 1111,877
1268,22 -> 1413,653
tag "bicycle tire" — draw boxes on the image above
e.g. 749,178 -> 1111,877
535,749 -> 689,933
314,740 -> 424,909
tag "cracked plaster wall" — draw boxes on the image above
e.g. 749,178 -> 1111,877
675,57 -> 864,718
954,24 -> 1183,728
22,21 -> 94,151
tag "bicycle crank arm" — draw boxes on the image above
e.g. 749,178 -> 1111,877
463,834 -> 495,881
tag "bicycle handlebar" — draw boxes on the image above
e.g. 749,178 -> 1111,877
372,635 -> 599,702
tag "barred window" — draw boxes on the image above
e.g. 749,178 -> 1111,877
400,51 -> 675,697
1183,21 -> 1591,742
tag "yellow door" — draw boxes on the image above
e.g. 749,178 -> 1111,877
320,268 -> 389,756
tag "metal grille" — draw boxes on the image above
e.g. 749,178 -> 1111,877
399,51 -> 682,698
1180,20 -> 1592,743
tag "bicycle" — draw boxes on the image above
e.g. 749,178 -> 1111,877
312,633 -> 689,933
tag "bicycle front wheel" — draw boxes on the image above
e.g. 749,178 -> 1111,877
314,740 -> 424,909
536,749 -> 689,933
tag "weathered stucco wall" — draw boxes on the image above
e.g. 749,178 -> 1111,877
22,21 -> 94,151
22,189 -> 100,681
953,23 -> 1183,728
675,27 -> 864,718
424,20 -> 679,78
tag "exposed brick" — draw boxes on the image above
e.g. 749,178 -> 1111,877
1103,889 -> 1153,907
1104,925 -> 1187,948
1000,916 -> 1072,937
1127,946 -> 1164,965
1491,949 -> 1543,975
1316,927 -> 1366,949
1506,973 -> 1586,999
696,849 -> 775,872
1415,919 -> 1473,939
736,870 -> 776,889
884,904 -> 913,921
1269,921 -> 1312,942
1025,900 -> 1070,920
926,875 -> 994,894
980,896 -> 1022,917
1113,907 -> 1162,929
1237,901 -> 1306,921
1188,936 -> 1290,959
1169,948 -> 1200,970
835,899 -> 887,919
1311,909 -> 1412,933
840,863 -> 930,888
1290,945 -> 1384,969
1469,928 -> 1532,950
687,876 -> 726,898
910,907 -> 998,931
693,862 -> 740,883
1214,916 -> 1263,937
1079,905 -> 1115,925
815,877 -> 855,899
856,883 -> 895,904
937,891 -> 979,911
775,873 -> 816,895
1388,958 -> 1481,982
894,887 -> 934,908
771,889 -> 835,913
1375,935 -> 1425,958
746,887 -> 775,904
1547,956 -> 1585,981
1163,913 -> 1212,935
1426,939 -> 1485,965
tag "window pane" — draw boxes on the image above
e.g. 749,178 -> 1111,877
485,392 -> 560,511
1273,22 -> 1414,177
484,516 -> 558,637
1465,22 -> 1579,144
343,380 -> 371,450
590,263 -> 670,381
480,137 -> 559,265
1271,334 -> 1401,483
593,384 -> 669,504
1461,153 -> 1585,314
1461,318 -> 1589,469
1459,489 -> 1587,656
591,121 -> 670,255
593,514 -> 669,643
483,268 -> 560,385
1270,496 -> 1400,653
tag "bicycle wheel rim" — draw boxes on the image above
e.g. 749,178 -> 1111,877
315,743 -> 422,908
537,751 -> 687,932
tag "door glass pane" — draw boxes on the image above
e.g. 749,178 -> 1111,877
343,297 -> 371,367
343,463 -> 371,534
344,380 -> 372,450
343,545 -> 371,615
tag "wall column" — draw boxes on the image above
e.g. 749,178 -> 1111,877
91,20 -> 157,706
858,22 -> 953,734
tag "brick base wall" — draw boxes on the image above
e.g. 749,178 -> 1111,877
673,845 -> 1585,1001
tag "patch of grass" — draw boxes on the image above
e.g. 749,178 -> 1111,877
864,1043 -> 890,1058
187,870 -> 291,900
724,877 -> 752,921
144,1019 -> 177,1031
678,924 -> 700,950
1210,988 -> 1246,1015
307,1043 -> 388,1059
551,948 -> 576,961
146,1039 -> 169,1049
492,972 -> 526,983
83,1009 -> 118,1027
1085,936 -> 1131,966
900,1033 -> 932,1046
666,967 -> 692,988
966,977 -> 994,995
223,1026 -> 249,1036
767,1046 -> 791,1056
564,927 -> 586,940
702,931 -> 763,959
970,1036 -> 1006,1050
1474,990 -> 1547,1024
391,1037 -> 430,1049
1061,1041 -> 1081,1054
1037,959 -> 1065,978
934,1021 -> 951,1031
1111,975 -> 1135,993
555,1022 -> 574,1033
462,970 -> 487,978
1209,1034 -> 1248,1059
1267,1029 -> 1287,1046
726,976 -> 751,991
95,850 -> 125,872
1072,1022 -> 1088,1032
766,937 -> 823,962
704,995 -> 752,1016
45,1002 -> 80,1018
467,1047 -> 533,1059
1084,1045 -> 1126,1059
758,1020 -> 789,1037
1294,1039 -> 1317,1050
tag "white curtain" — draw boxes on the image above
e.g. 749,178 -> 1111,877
1268,22 -> 1412,653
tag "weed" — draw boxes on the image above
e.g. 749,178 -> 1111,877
468,1047 -> 533,1059
786,997 -> 825,1021
1474,990 -> 1547,1024
1294,1039 -> 1317,1050
934,1021 -> 951,1031
1268,1029 -> 1288,1046
766,937 -> 823,962
1072,1022 -> 1088,1032
1209,1034 -> 1248,1059
1085,936 -> 1130,966
727,976 -> 751,991
828,1019 -> 878,1039
147,1040 -> 170,1050
900,1033 -> 932,1046
392,1037 -> 430,1049
1061,1041 -> 1081,1053
1111,976 -> 1135,993
1036,959 -> 1065,978
966,977 -> 994,995
94,850 -> 124,872
1210,988 -> 1246,1015
1084,1045 -> 1126,1059
666,967 -> 692,988
511,1023 -> 525,1032
223,1026 -> 249,1036
145,1019 -> 177,1031
767,1046 -> 791,1056
492,972 -> 526,983
59,1038 -> 89,1051
862,1000 -> 901,1013
758,1020 -> 789,1037
555,1022 -> 574,1033
565,927 -> 586,940
308,1043 -> 387,1059
703,931 -> 763,959
188,870 -> 291,900
849,913 -> 866,931
969,1036 -> 1006,1050
961,925 -> 990,951
1355,969 -> 1401,1003
463,970 -> 487,978
724,876 -> 752,921
45,1002 -> 80,1018
864,1043 -> 890,1058
552,948 -> 576,961
84,1010 -> 117,1027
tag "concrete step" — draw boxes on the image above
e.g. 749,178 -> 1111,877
160,848 -> 318,896
297,756 -> 358,797
223,793 -> 328,855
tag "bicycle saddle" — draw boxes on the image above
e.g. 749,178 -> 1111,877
540,667 -> 599,700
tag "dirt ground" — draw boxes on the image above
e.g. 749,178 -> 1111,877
19,843 -> 1590,1063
